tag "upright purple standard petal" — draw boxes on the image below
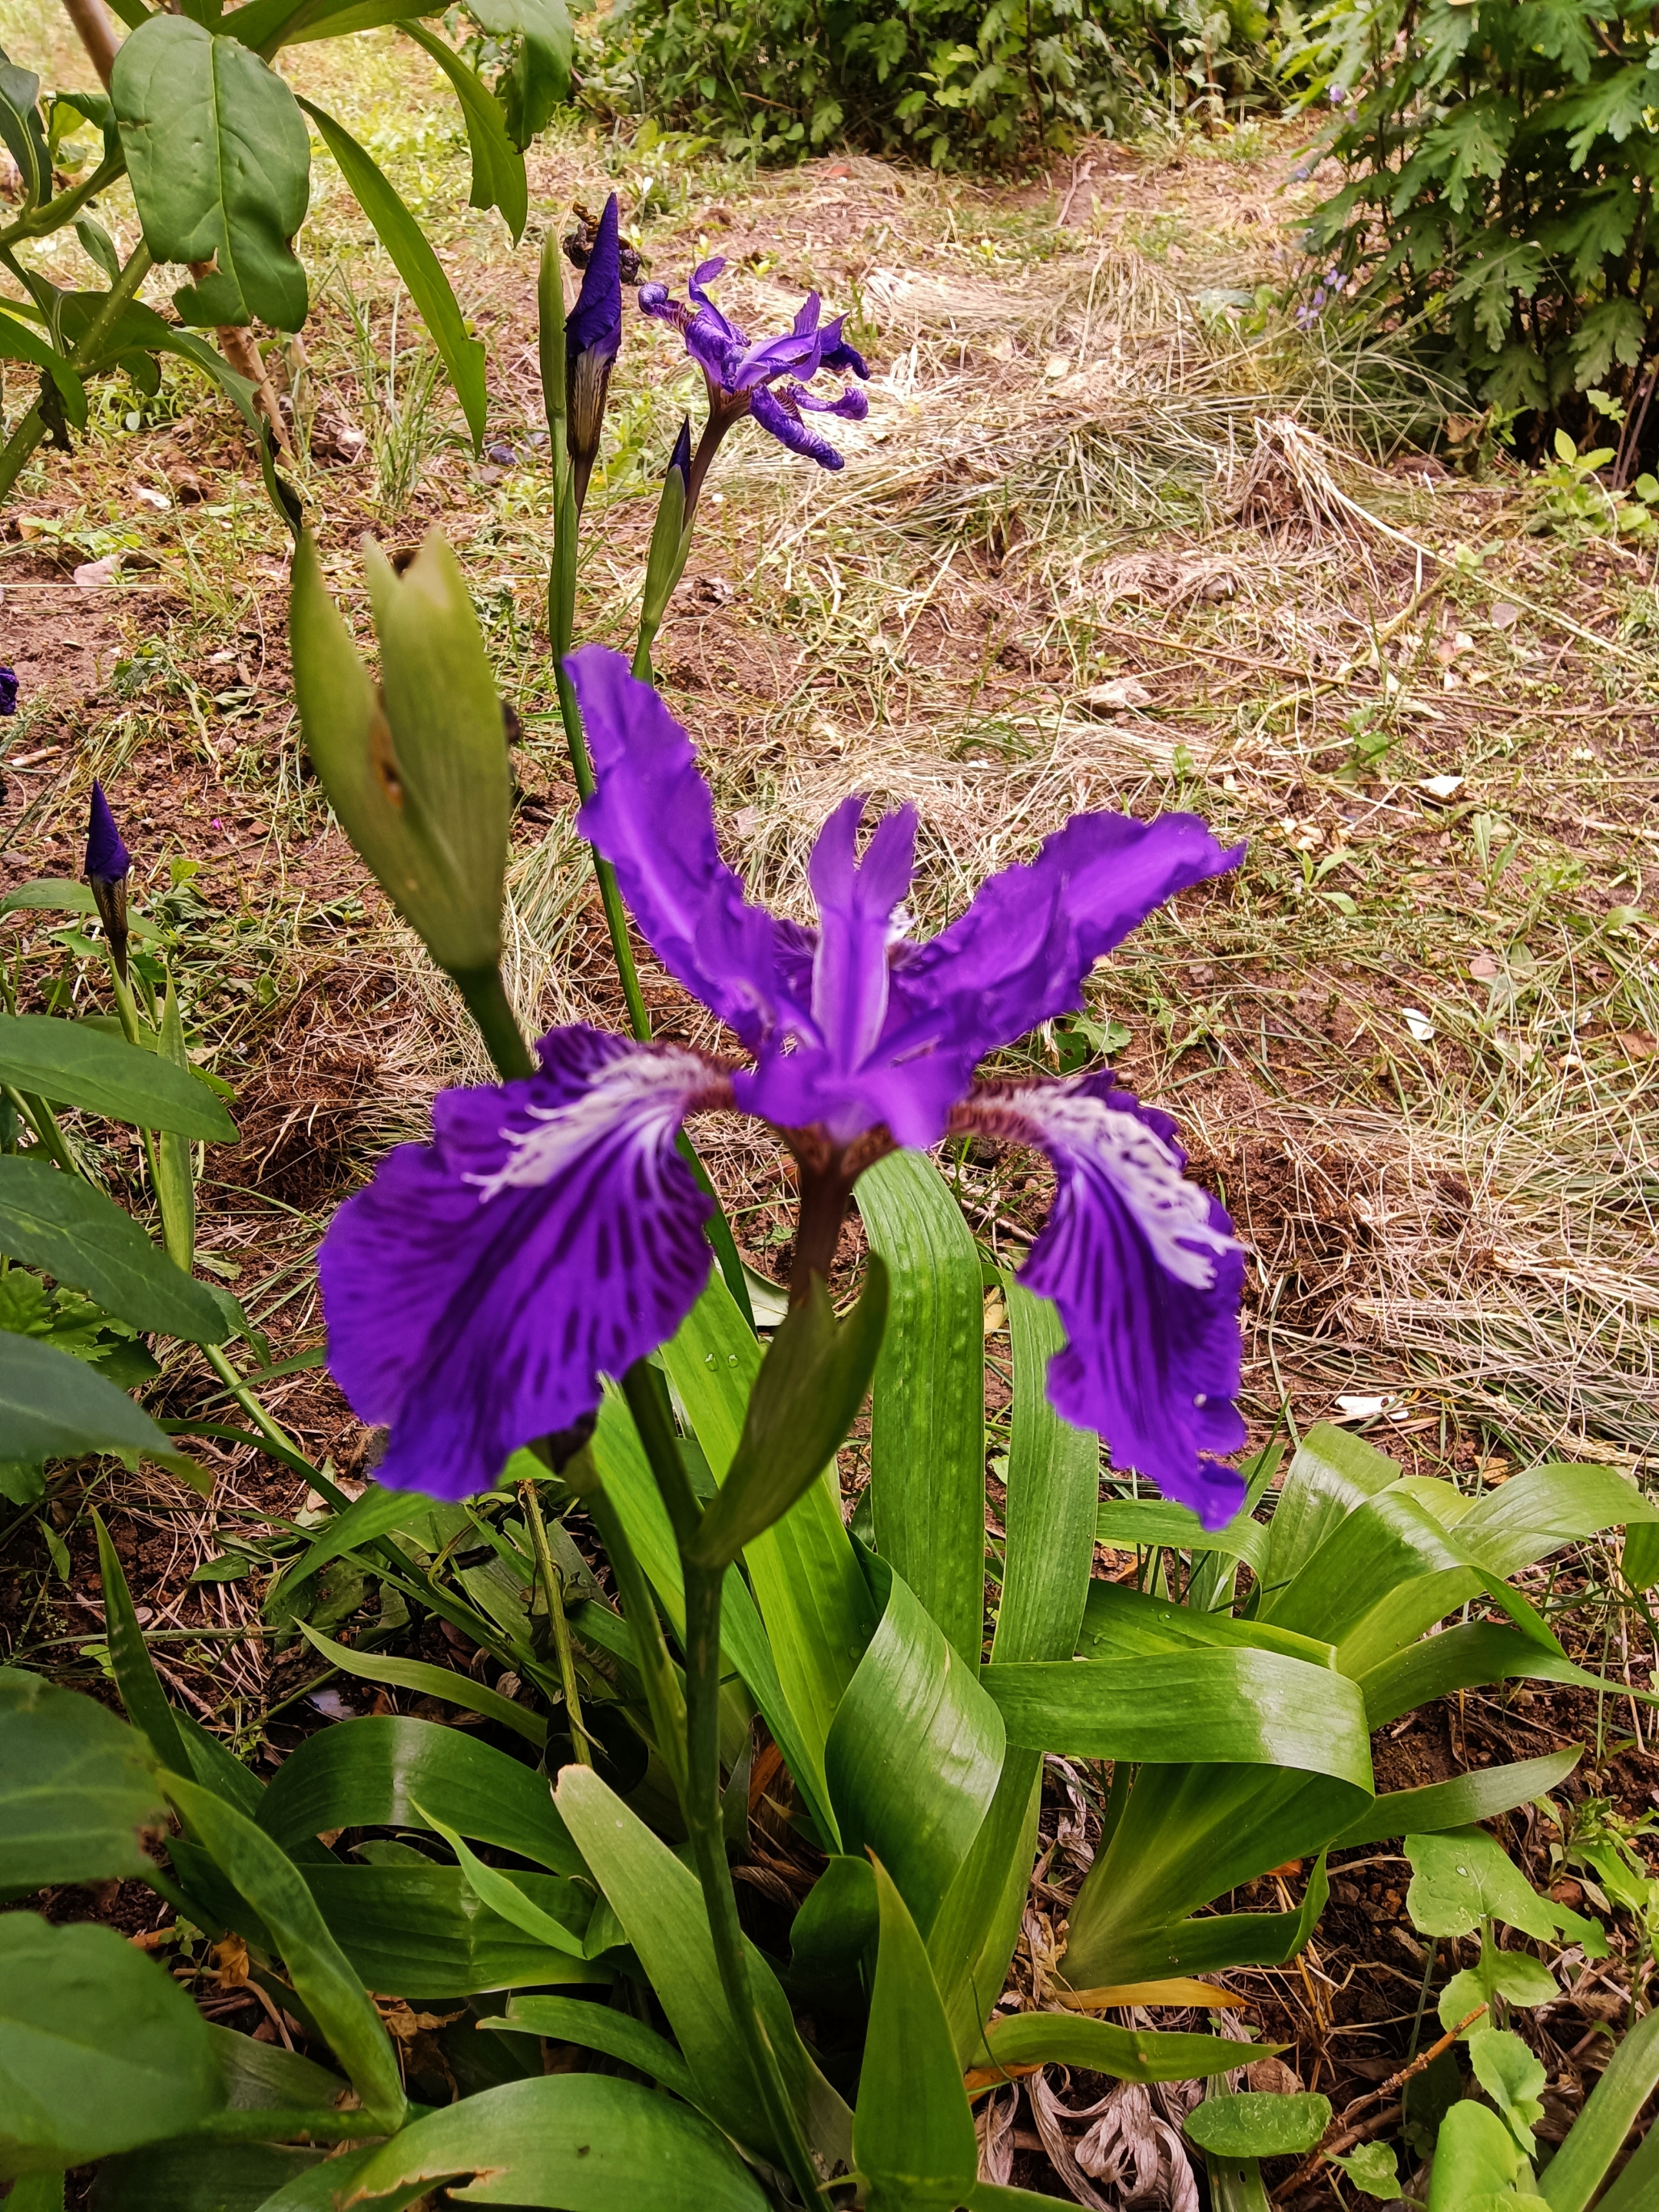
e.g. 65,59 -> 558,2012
958,1075 -> 1247,1526
0,667 -> 17,716
568,648 -> 814,1050
84,780 -> 131,881
320,1027 -> 731,1500
567,192 -> 622,367
902,810 -> 1243,1068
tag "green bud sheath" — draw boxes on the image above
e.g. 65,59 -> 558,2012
290,530 -> 510,979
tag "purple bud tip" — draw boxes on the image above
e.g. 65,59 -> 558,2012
668,416 -> 692,488
0,667 -> 16,717
568,193 -> 623,366
85,780 -> 131,882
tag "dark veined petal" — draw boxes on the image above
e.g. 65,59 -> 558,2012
567,647 -> 815,1049
902,810 -> 1243,1063
816,316 -> 869,379
319,1028 -> 730,1501
727,290 -> 823,389
956,1075 -> 1247,1526
749,383 -> 847,469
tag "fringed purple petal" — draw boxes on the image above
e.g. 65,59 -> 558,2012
84,781 -> 131,881
818,318 -> 870,379
729,292 -> 823,389
749,384 -> 846,469
320,1028 -> 727,1501
903,812 -> 1243,1064
567,648 -> 814,1050
961,1075 -> 1246,1525
567,193 -> 622,366
791,382 -> 869,419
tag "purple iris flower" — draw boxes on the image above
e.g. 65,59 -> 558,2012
320,651 -> 1249,1525
638,259 -> 870,473
0,667 -> 17,717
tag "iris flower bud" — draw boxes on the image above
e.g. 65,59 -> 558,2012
290,530 -> 511,988
565,194 -> 623,518
84,780 -> 132,980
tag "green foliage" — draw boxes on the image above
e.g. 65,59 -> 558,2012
1286,0 -> 1659,439
585,0 -> 1274,170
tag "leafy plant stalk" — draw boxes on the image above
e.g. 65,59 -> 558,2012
0,241 -> 153,504
518,1475 -> 593,1765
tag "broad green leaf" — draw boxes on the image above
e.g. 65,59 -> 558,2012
1457,1462 -> 1659,1580
164,1774 -> 405,2124
1406,1826 -> 1601,1948
412,1796 -> 588,1957
0,307 -> 85,429
825,1552 -> 1005,1939
4,2175 -> 65,2212
1328,2140 -> 1402,2198
1094,1498 -> 1270,1575
303,1863 -> 607,1996
467,0 -> 574,144
83,2142 -> 336,2210
257,1714 -> 581,1875
0,1916 -> 224,2177
858,1148 -> 985,1664
0,55 -> 49,207
0,880 -> 160,936
401,22 -> 526,240
993,1281 -> 1098,1666
94,1511 -> 189,1774
175,1709 -> 267,1816
855,1858 -> 979,2210
662,1273 -> 875,1798
790,1851 -> 879,2002
1075,1579 -> 1337,1668
0,1014 -> 237,1138
1470,2027 -> 1545,2155
928,1750 -> 1042,2062
336,2075 -> 768,2210
555,1764 -> 853,2172
982,2011 -> 1255,2084
1546,2004 -> 1659,2210
1439,1928 -> 1560,2031
0,1157 -> 226,1343
1332,1747 -> 1582,1848
0,1666 -> 164,1888
1183,2091 -> 1330,2160
1258,1421 -> 1399,1598
690,1259 -> 886,1569
0,1333 -> 205,1485
209,2022 -> 345,2113
296,98 -> 486,447
983,1648 -> 1371,1782
1427,2101 -> 1527,2209
1359,1621 -> 1655,1730
296,1622 -> 546,1747
112,17 -> 310,328
482,1995 -> 697,2105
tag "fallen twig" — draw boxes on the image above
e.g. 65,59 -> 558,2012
1271,2003 -> 1488,2201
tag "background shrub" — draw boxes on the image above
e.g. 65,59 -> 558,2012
1287,0 -> 1659,453
580,0 -> 1274,168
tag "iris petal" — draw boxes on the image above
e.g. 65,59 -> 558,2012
320,1027 -> 727,1501
957,1075 -> 1247,1525
568,648 -> 815,1050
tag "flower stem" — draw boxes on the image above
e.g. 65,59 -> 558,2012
451,965 -> 535,1083
620,1360 -> 823,2207
578,1475 -> 688,1806
518,1476 -> 593,1767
